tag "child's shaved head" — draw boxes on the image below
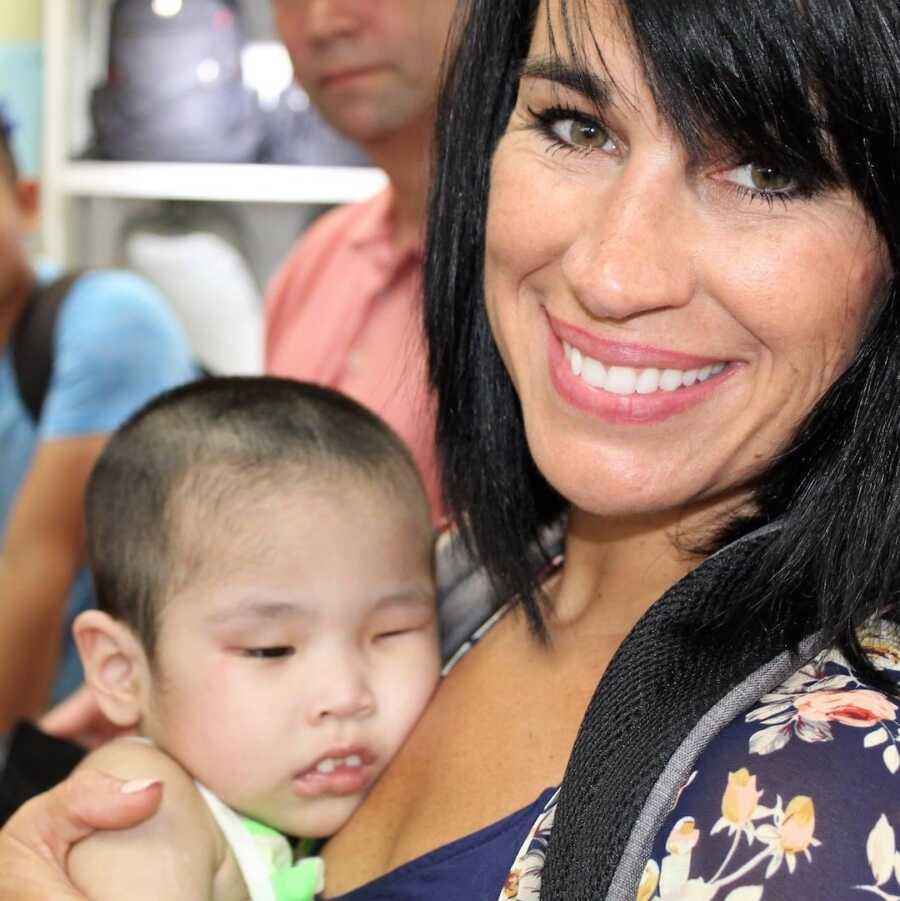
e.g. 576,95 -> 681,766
85,377 -> 433,658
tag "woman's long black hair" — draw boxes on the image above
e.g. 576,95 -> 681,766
424,0 -> 900,679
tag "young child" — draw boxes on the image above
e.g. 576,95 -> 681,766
68,376 -> 441,900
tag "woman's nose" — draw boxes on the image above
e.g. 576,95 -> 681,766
308,661 -> 376,723
561,166 -> 697,321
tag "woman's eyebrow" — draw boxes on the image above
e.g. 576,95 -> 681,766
519,56 -> 611,108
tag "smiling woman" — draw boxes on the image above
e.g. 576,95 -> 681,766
3,1 -> 900,900
428,0 -> 898,651
484,4 -> 886,519
423,0 -> 900,897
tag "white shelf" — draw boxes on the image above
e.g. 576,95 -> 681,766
58,161 -> 387,205
39,0 -> 384,260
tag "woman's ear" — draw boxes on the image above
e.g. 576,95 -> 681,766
73,610 -> 151,729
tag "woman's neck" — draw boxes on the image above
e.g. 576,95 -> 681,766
549,494 -> 750,637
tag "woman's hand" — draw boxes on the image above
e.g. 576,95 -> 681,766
0,769 -> 162,899
40,686 -> 132,749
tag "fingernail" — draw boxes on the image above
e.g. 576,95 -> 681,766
121,778 -> 161,794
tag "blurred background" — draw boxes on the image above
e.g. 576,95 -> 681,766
0,4 -> 41,179
6,0 -> 386,374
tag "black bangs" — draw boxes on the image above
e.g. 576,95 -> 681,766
799,0 -> 900,255
552,0 -> 845,190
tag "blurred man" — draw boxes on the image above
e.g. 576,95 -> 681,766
0,116 -> 195,732
266,0 -> 457,520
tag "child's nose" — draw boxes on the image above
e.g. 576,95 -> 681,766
308,666 -> 376,723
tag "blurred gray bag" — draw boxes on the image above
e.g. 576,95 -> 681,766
260,84 -> 369,167
91,0 -> 263,162
120,202 -> 263,375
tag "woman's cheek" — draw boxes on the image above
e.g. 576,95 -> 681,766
488,141 -> 581,271
484,145 -> 576,365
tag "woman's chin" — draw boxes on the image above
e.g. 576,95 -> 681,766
535,455 -> 743,534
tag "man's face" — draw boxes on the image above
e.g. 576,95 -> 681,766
271,0 -> 456,145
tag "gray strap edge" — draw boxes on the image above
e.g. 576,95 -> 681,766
605,629 -> 827,900
436,518 -> 566,664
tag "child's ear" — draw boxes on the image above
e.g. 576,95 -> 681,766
73,610 -> 150,729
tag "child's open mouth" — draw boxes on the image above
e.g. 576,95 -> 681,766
293,747 -> 376,797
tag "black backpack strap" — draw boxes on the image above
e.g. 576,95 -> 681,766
0,721 -> 85,828
11,272 -> 83,422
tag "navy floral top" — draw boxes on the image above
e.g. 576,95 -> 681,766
436,528 -> 900,900
497,625 -> 900,901
636,628 -> 900,901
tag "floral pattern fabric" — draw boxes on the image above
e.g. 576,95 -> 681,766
497,626 -> 900,901
636,626 -> 900,900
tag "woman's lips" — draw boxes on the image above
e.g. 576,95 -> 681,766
547,312 -> 726,370
548,330 -> 737,425
563,339 -> 727,395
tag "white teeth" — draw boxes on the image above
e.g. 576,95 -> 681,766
605,366 -> 637,395
581,356 -> 606,388
635,368 -> 660,395
562,341 -> 726,397
570,346 -> 583,377
314,754 -> 364,774
659,369 -> 683,392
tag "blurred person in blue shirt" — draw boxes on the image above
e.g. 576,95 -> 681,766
0,111 -> 196,732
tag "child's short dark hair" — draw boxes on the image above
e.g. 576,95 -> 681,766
85,376 -> 432,657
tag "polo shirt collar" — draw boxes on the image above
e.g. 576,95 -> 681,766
348,186 -> 423,271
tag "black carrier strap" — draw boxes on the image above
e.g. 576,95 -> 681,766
11,272 -> 83,423
0,721 -> 86,828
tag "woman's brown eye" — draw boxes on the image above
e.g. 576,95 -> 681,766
749,163 -> 793,192
553,118 -> 610,149
571,121 -> 606,147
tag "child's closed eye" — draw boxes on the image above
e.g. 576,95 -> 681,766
241,646 -> 295,659
375,630 -> 414,641
373,621 -> 433,642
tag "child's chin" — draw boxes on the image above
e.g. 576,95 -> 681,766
272,795 -> 363,839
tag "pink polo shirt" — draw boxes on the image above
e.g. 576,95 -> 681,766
265,188 -> 442,521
